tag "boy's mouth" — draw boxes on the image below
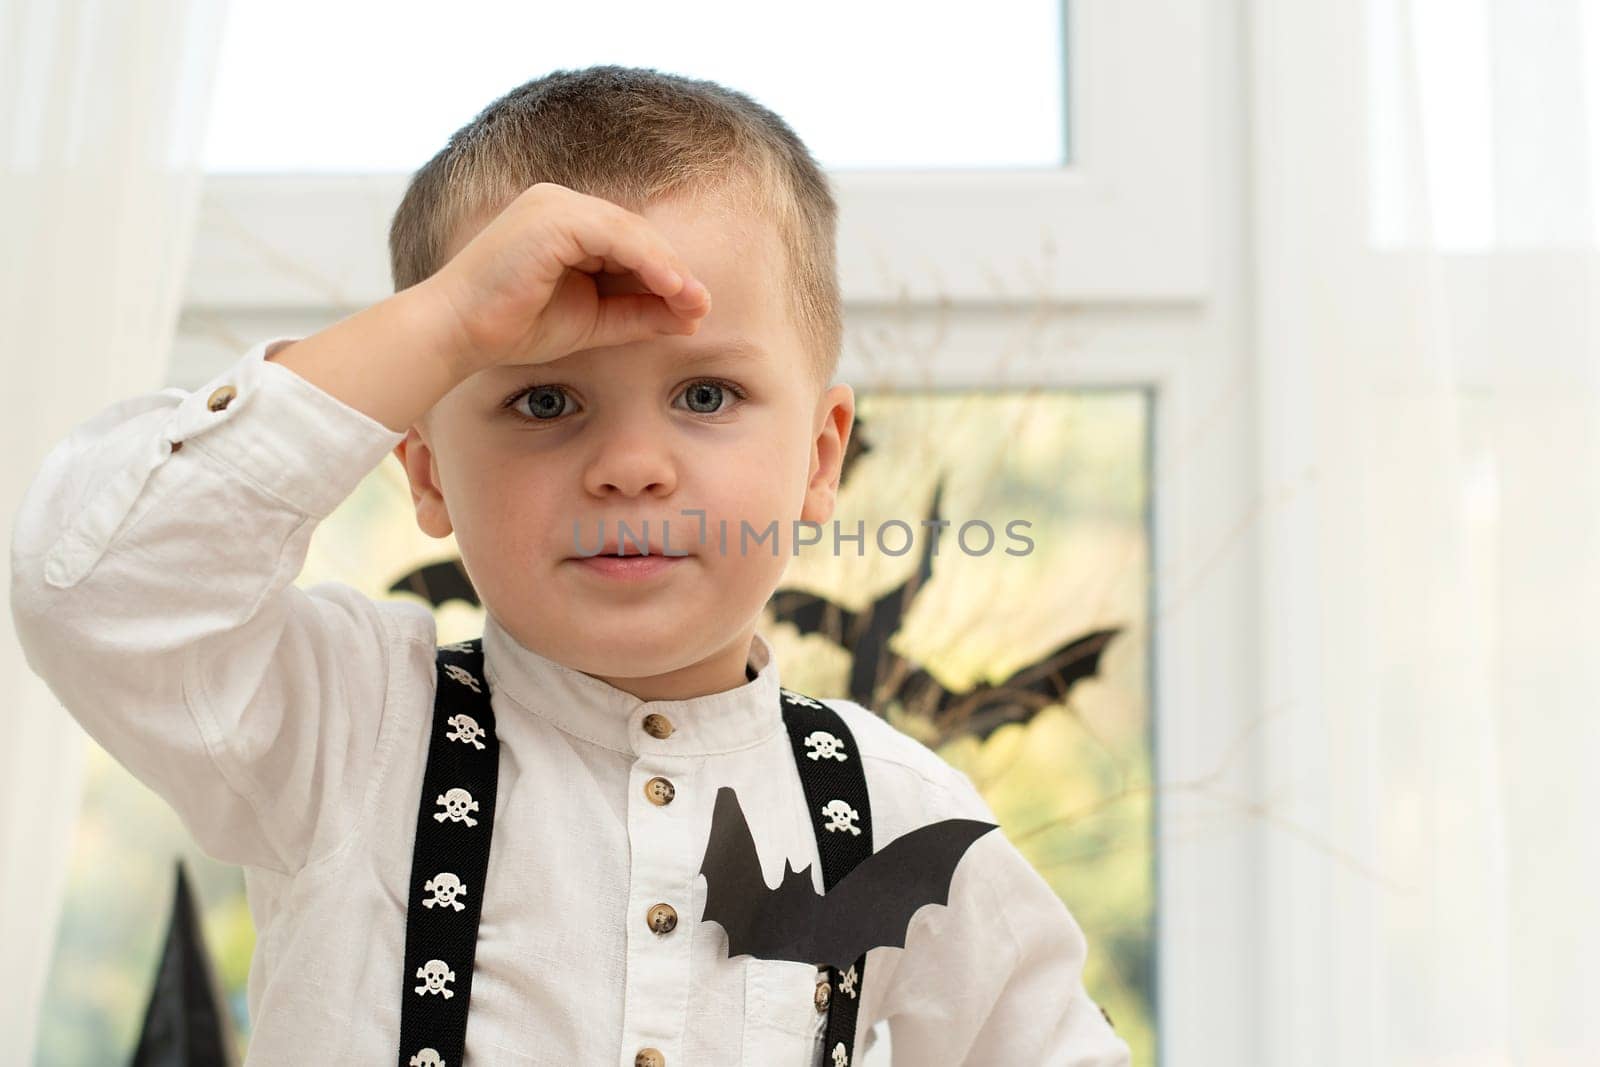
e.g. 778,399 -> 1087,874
566,531 -> 697,563
569,536 -> 692,559
565,542 -> 691,582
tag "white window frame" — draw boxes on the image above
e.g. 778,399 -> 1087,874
174,3 -> 1257,1064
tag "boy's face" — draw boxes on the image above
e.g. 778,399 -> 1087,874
392,190 -> 854,700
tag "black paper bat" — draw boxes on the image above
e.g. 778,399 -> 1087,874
697,786 -> 999,971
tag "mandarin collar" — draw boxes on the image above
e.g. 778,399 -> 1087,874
480,612 -> 784,757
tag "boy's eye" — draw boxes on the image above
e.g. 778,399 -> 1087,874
509,384 -> 574,420
502,378 -> 746,421
679,379 -> 740,414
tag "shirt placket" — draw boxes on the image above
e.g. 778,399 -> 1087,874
619,708 -> 697,1067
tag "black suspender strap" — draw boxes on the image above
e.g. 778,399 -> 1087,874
779,686 -> 874,1067
397,639 -> 499,1067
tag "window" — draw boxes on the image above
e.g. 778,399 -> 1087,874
204,0 -> 1068,173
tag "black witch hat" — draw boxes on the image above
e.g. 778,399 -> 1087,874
129,860 -> 238,1067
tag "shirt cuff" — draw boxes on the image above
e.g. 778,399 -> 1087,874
169,336 -> 408,519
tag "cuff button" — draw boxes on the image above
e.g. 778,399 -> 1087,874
207,385 -> 237,412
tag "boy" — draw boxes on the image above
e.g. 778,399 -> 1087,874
9,66 -> 1131,1066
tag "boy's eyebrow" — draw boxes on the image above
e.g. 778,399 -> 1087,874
671,338 -> 767,364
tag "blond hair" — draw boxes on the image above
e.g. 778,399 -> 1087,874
388,64 -> 841,386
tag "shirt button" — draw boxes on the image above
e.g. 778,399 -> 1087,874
634,1050 -> 665,1067
646,902 -> 678,934
206,385 -> 237,412
814,976 -> 832,1012
643,776 -> 675,805
642,712 -> 674,739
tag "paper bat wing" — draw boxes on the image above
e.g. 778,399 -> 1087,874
699,786 -> 805,961
792,814 -> 999,971
990,627 -> 1120,706
387,558 -> 480,609
697,786 -> 999,971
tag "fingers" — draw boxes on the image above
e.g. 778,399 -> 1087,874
584,292 -> 703,351
674,277 -> 712,317
528,183 -> 711,318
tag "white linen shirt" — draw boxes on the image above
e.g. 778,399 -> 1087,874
8,337 -> 1132,1067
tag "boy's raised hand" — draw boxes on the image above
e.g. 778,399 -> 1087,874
426,182 -> 712,375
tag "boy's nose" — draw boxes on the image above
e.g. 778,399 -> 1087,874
582,427 -> 678,499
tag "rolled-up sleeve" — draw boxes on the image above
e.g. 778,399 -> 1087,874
873,770 -> 1133,1067
8,337 -> 420,874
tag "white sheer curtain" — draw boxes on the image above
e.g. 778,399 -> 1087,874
1251,0 -> 1598,1063
0,0 -> 229,1058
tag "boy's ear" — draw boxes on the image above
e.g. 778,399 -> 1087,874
802,383 -> 855,525
392,428 -> 454,539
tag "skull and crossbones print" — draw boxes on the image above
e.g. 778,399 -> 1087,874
441,663 -> 482,694
821,799 -> 862,835
415,958 -> 456,998
422,871 -> 468,911
445,713 -> 487,750
408,1049 -> 445,1067
434,787 -> 479,826
804,730 -> 848,762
